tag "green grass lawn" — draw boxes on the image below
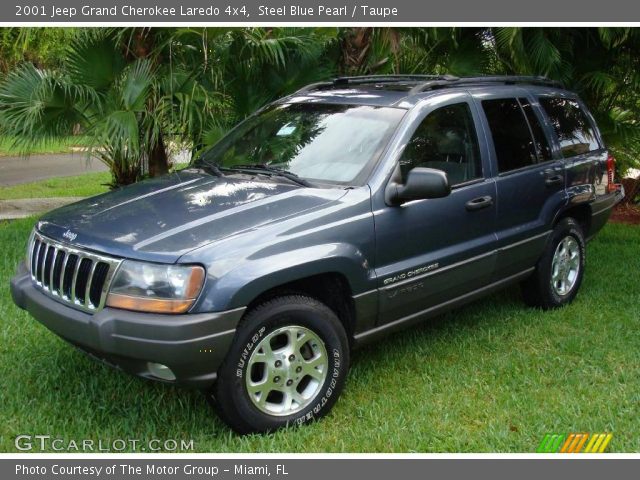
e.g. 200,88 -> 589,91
0,164 -> 189,200
0,136 -> 89,157
0,172 -> 111,200
0,219 -> 638,453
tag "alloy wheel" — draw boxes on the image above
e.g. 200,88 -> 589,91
245,325 -> 328,416
550,235 -> 581,296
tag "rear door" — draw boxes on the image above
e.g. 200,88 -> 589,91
536,95 -> 608,238
474,91 -> 566,279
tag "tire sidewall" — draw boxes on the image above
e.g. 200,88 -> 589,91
218,298 -> 348,432
543,219 -> 586,306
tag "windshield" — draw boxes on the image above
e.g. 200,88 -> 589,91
195,103 -> 405,185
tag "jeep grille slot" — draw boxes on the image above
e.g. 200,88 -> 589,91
28,232 -> 122,313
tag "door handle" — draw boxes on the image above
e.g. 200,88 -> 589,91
465,195 -> 493,211
545,174 -> 564,186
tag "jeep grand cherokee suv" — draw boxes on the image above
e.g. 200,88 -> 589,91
11,75 -> 624,433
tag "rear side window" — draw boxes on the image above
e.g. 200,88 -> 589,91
482,98 -> 538,172
539,97 -> 600,157
520,98 -> 552,162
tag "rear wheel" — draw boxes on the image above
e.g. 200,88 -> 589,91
521,217 -> 586,309
212,295 -> 349,434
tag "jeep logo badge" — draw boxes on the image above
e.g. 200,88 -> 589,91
62,230 -> 77,242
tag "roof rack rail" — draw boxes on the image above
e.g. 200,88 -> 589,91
293,75 -> 564,96
294,81 -> 335,94
333,74 -> 459,85
408,75 -> 563,94
294,74 -> 460,94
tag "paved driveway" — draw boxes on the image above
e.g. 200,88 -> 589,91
0,153 -> 108,186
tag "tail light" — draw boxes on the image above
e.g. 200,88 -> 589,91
606,154 -> 616,192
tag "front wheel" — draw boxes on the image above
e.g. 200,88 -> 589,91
212,295 -> 350,434
521,217 -> 586,309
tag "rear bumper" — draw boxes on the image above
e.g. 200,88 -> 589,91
10,263 -> 244,389
587,189 -> 624,240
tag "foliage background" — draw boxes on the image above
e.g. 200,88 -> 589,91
1,27 -> 639,185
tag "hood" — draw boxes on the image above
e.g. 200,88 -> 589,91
38,169 -> 348,263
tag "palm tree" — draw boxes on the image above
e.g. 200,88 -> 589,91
163,27 -> 339,151
0,29 -> 219,186
336,28 -> 490,76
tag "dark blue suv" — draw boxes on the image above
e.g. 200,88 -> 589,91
11,75 -> 624,433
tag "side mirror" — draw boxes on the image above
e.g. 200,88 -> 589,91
387,167 -> 451,205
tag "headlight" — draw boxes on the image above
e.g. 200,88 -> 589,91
106,261 -> 205,314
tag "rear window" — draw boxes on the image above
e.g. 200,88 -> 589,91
539,97 -> 600,157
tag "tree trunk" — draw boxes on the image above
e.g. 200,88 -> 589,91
340,28 -> 374,75
130,29 -> 169,178
148,133 -> 169,177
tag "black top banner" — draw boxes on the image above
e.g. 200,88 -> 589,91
5,0 -> 640,23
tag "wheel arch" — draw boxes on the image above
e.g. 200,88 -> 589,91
553,203 -> 592,236
242,272 -> 357,342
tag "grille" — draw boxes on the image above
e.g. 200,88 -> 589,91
28,232 -> 122,313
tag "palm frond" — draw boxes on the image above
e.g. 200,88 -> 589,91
66,30 -> 125,91
0,63 -> 82,153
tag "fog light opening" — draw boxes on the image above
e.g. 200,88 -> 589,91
147,362 -> 176,381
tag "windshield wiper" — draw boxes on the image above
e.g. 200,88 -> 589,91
229,164 -> 312,187
193,158 -> 225,177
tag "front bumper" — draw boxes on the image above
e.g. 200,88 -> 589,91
11,263 -> 245,389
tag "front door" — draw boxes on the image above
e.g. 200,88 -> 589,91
373,93 -> 498,325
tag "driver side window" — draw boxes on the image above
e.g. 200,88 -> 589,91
399,102 -> 482,186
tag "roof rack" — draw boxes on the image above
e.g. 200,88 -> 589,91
294,74 -> 564,95
408,75 -> 564,94
294,74 -> 459,94
333,74 -> 459,85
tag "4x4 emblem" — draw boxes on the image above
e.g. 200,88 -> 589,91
62,230 -> 77,242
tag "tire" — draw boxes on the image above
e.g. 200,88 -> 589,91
521,217 -> 586,309
211,295 -> 350,434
